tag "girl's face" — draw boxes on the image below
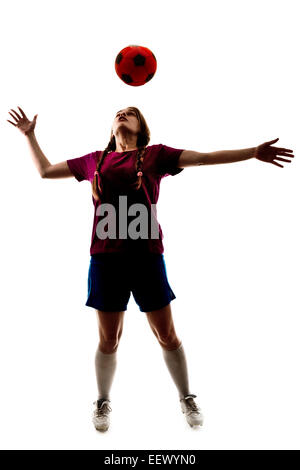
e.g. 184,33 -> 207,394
112,108 -> 140,136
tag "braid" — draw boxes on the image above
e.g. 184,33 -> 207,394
92,137 -> 115,201
132,146 -> 146,191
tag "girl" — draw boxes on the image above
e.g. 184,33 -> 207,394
7,106 -> 294,432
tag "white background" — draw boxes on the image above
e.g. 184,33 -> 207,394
0,0 -> 299,450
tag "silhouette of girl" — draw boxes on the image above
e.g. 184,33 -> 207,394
7,106 -> 294,431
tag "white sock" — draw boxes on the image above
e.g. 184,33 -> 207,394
162,343 -> 191,399
95,347 -> 117,400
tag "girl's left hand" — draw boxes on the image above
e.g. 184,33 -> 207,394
254,138 -> 294,168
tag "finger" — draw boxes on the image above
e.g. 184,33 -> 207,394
10,109 -> 22,120
277,151 -> 294,157
265,138 -> 279,146
17,106 -> 27,119
274,156 -> 293,163
271,160 -> 283,168
8,111 -> 19,122
7,120 -> 17,126
275,147 -> 294,153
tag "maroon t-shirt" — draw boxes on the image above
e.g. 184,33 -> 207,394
67,144 -> 185,255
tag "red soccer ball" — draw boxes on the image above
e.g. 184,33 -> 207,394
115,45 -> 157,87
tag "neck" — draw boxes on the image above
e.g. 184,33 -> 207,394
114,132 -> 138,152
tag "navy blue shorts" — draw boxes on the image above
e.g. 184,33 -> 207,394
85,252 -> 176,312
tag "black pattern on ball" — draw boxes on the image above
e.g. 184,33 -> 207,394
122,74 -> 133,84
145,73 -> 154,83
116,53 -> 123,64
133,54 -> 146,66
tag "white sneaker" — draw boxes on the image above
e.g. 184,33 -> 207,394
180,394 -> 204,427
92,398 -> 112,432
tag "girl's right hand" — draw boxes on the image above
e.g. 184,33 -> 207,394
7,107 -> 38,136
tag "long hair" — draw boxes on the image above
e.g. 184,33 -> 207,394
92,107 -> 151,201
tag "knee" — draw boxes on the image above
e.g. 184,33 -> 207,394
99,339 -> 119,354
157,331 -> 181,350
99,332 -> 122,354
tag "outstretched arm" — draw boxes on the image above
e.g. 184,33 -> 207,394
25,132 -> 73,179
178,138 -> 294,168
7,106 -> 73,179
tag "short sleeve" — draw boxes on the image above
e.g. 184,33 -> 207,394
156,144 -> 185,177
67,152 -> 96,182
